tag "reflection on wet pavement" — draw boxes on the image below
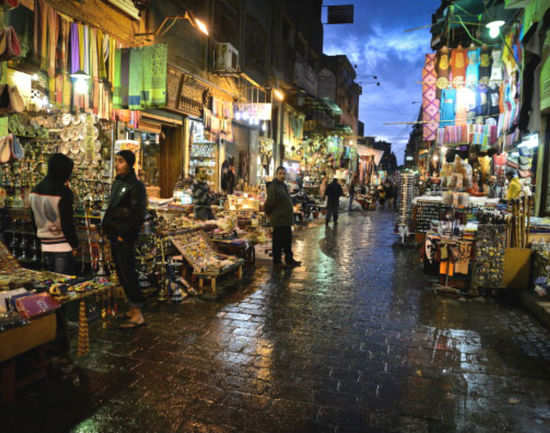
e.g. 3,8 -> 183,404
4,211 -> 550,433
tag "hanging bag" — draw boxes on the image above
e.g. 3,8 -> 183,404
8,85 -> 24,112
0,26 -> 21,61
10,134 -> 23,159
0,135 -> 11,163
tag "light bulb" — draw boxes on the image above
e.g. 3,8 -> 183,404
74,78 -> 89,94
486,20 -> 505,39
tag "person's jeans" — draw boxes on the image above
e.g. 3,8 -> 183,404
272,226 -> 293,264
43,252 -> 75,275
110,239 -> 144,308
326,206 -> 339,224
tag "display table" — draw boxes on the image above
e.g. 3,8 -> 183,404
0,313 -> 57,404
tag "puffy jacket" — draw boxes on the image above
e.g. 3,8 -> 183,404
102,170 -> 147,242
264,179 -> 293,227
30,153 -> 78,252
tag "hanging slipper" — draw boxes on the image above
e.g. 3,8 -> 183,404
0,135 -> 11,163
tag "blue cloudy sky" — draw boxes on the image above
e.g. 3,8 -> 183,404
323,0 -> 441,164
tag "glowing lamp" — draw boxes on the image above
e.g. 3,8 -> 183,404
70,70 -> 90,95
273,89 -> 285,101
486,20 -> 505,38
194,17 -> 209,36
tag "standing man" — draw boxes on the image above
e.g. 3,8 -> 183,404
348,174 -> 358,211
264,166 -> 301,268
30,153 -> 78,274
102,150 -> 147,328
325,177 -> 344,226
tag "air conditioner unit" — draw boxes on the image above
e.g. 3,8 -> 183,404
215,43 -> 239,73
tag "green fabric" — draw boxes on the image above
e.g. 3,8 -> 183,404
128,47 -> 143,110
112,48 -> 122,108
141,45 -> 153,108
523,0 -> 537,35
151,43 -> 167,106
541,55 -> 550,113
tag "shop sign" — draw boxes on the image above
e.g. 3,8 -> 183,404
234,103 -> 272,121
166,66 -> 205,118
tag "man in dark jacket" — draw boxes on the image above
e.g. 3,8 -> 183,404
102,150 -> 147,328
325,178 -> 343,226
264,167 -> 300,267
30,153 -> 78,274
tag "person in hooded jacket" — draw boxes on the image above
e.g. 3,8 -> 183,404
30,153 -> 78,274
325,178 -> 344,225
102,150 -> 147,328
192,168 -> 215,220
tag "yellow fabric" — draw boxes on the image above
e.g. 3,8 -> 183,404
78,24 -> 85,71
507,177 -> 522,200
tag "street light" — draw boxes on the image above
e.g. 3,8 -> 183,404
135,10 -> 209,38
273,89 -> 285,101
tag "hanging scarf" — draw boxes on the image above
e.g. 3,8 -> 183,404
97,30 -> 106,80
141,45 -> 153,108
47,7 -> 59,100
39,0 -> 48,71
128,47 -> 143,109
422,53 -> 439,141
77,23 -> 84,71
70,23 -> 79,74
151,43 -> 167,106
112,47 -> 122,108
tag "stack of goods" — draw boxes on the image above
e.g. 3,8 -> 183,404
170,231 -> 240,274
471,224 -> 506,295
397,172 -> 417,228
425,39 -> 522,152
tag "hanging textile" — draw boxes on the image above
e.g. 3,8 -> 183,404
151,43 -> 167,106
450,45 -> 468,88
112,47 -> 122,108
436,47 -> 450,90
128,47 -> 143,109
70,23 -> 80,74
46,6 -> 58,100
77,23 -> 85,72
439,88 -> 456,127
422,53 -> 439,141
479,45 -> 492,85
465,46 -> 480,87
490,49 -> 503,83
141,45 -> 153,108
120,48 -> 130,108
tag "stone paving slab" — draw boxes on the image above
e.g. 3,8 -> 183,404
2,211 -> 550,433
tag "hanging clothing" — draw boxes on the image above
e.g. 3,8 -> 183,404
479,46 -> 492,85
128,47 -> 144,110
466,47 -> 480,87
487,85 -> 500,116
436,48 -> 451,90
450,46 -> 468,87
151,43 -> 168,106
422,53 -> 439,141
490,49 -> 503,82
439,88 -> 456,127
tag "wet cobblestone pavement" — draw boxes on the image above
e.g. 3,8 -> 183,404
4,211 -> 550,433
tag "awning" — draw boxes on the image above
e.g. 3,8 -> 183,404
357,145 -> 384,165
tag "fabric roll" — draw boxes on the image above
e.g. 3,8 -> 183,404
78,23 -> 84,72
83,25 -> 89,75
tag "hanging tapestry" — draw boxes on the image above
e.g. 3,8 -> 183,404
422,53 -> 439,141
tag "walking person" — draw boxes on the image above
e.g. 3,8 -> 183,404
325,177 -> 343,226
264,166 -> 301,268
102,150 -> 147,328
383,178 -> 395,210
30,153 -> 78,274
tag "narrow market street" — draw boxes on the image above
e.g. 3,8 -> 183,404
5,211 -> 550,433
